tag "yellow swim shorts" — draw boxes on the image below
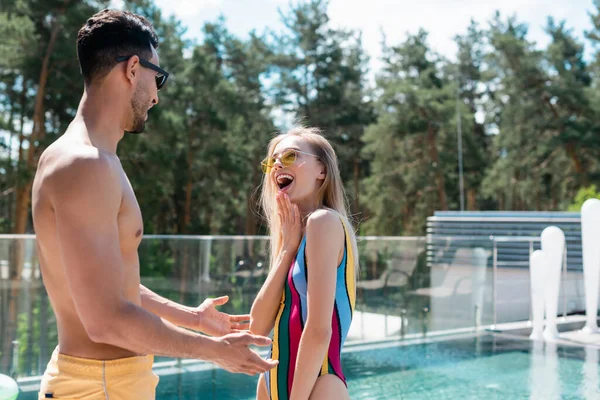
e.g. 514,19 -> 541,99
38,347 -> 159,400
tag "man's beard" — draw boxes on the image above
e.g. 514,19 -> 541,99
125,87 -> 147,135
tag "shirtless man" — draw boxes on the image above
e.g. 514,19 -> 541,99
31,9 -> 276,399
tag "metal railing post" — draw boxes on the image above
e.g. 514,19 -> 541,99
11,340 -> 19,376
562,243 -> 567,320
492,237 -> 498,329
200,238 -> 212,283
528,240 -> 534,324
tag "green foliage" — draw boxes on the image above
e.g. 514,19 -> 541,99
0,0 -> 599,239
15,293 -> 57,376
0,9 -> 36,70
138,240 -> 176,277
271,0 -> 374,215
361,30 -> 462,234
568,185 -> 600,211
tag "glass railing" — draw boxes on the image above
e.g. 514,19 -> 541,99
0,234 -> 587,383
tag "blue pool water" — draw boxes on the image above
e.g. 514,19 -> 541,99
18,333 -> 600,399
150,333 -> 600,399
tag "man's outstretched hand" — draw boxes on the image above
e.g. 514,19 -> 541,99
194,295 -> 251,337
211,332 -> 278,376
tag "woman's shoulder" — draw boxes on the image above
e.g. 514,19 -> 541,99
307,208 -> 343,224
306,208 -> 344,240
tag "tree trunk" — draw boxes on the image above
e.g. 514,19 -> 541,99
179,123 -> 195,300
6,84 -> 15,172
183,166 -> 193,232
2,120 -> 29,370
6,6 -> 68,370
157,204 -> 168,234
1,279 -> 18,372
244,198 -> 259,236
426,123 -> 448,211
401,202 -> 410,235
244,165 -> 261,235
15,4 -> 68,235
0,285 -> 5,371
9,84 -> 27,232
3,82 -> 16,230
352,157 -> 360,217
542,94 -> 588,187
26,278 -> 36,374
173,188 -> 184,234
183,122 -> 195,234
565,142 -> 588,187
1,238 -> 26,372
467,188 -> 477,210
179,244 -> 189,304
303,62 -> 311,120
14,181 -> 32,234
39,283 -> 48,374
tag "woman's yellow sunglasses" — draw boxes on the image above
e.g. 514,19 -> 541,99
261,148 -> 318,174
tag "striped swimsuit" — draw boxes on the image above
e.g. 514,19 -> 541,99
265,220 -> 356,400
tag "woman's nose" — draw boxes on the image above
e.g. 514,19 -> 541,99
272,157 -> 284,170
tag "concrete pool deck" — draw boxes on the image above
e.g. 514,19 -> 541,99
493,315 -> 600,349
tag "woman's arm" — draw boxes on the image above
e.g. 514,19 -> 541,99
249,248 -> 297,336
250,194 -> 302,336
290,210 -> 344,400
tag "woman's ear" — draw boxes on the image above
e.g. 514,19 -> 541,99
318,164 -> 326,180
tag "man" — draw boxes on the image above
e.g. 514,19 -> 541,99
31,9 -> 276,399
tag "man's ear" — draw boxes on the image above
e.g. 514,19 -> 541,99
125,56 -> 140,84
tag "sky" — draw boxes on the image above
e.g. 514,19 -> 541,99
139,0 -> 597,74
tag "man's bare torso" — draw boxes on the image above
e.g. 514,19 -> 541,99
32,122 -> 145,360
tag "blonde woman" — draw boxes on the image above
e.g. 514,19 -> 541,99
250,127 -> 358,400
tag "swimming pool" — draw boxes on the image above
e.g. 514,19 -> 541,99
153,333 -> 600,399
17,332 -> 600,399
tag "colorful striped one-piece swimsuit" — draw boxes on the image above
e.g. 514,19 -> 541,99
264,220 -> 356,400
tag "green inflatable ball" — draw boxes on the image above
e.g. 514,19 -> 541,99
0,374 -> 18,400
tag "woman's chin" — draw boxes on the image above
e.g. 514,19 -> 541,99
277,190 -> 296,203
278,191 -> 295,202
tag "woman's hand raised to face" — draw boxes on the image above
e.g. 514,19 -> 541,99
277,193 -> 302,253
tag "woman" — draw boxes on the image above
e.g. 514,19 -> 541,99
250,126 -> 358,400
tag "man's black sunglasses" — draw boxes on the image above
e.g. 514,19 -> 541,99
115,56 -> 169,90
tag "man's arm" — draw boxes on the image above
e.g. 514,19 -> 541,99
49,153 -> 275,375
139,285 -> 196,329
140,285 -> 250,336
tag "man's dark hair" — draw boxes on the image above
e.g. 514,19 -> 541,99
77,9 -> 159,85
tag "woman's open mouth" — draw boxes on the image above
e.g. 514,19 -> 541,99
276,174 -> 294,191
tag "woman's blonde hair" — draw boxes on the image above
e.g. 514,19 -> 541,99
259,126 -> 359,271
